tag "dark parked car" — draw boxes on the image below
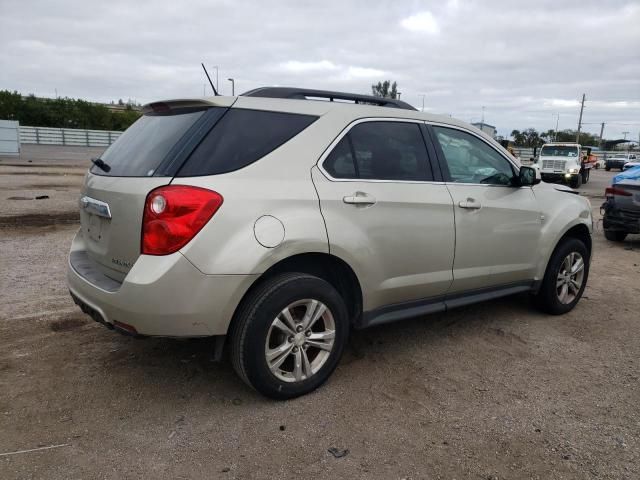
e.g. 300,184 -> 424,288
602,180 -> 640,241
606,153 -> 637,171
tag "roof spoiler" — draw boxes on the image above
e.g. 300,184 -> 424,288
141,97 -> 236,115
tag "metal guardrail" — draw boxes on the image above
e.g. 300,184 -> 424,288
19,126 -> 122,147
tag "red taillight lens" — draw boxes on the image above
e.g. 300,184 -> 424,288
605,186 -> 632,198
142,185 -> 223,255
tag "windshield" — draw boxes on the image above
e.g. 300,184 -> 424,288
92,108 -> 207,177
540,146 -> 579,157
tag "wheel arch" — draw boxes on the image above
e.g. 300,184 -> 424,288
559,223 -> 592,255
229,252 -> 364,331
535,222 -> 592,293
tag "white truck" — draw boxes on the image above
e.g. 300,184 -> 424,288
538,142 -> 595,189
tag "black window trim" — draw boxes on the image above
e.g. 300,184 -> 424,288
154,106 -> 231,177
425,122 -> 524,188
318,117 -> 440,184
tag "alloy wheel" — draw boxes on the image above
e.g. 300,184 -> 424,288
265,299 -> 336,383
556,252 -> 585,304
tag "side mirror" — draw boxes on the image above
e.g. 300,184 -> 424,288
518,166 -> 540,186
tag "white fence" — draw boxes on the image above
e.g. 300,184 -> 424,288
0,120 -> 20,155
19,126 -> 122,147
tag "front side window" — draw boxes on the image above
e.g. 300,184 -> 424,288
322,121 -> 432,181
432,126 -> 515,185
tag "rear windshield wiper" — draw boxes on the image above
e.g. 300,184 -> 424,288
91,157 -> 111,173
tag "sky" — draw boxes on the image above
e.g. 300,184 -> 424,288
1,0 -> 639,141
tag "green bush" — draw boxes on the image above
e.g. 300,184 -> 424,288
0,90 -> 141,131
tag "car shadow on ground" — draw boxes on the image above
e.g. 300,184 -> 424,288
49,292 -> 542,402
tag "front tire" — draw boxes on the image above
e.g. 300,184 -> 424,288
229,273 -> 349,399
534,238 -> 589,315
569,174 -> 582,189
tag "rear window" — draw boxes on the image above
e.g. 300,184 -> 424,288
176,109 -> 318,177
92,108 -> 207,177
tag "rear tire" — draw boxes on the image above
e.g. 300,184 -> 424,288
229,272 -> 349,399
605,166 -> 611,171
534,238 -> 589,315
604,230 -> 627,242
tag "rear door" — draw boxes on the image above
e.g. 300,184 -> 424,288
428,124 -> 542,293
312,119 -> 455,311
79,105 -> 225,282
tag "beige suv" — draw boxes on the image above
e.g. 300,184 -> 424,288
68,87 -> 593,399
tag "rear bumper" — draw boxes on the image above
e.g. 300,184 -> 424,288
67,232 -> 257,337
602,204 -> 640,234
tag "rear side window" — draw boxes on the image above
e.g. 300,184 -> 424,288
323,135 -> 356,178
177,109 -> 318,176
93,108 -> 207,177
323,122 -> 433,181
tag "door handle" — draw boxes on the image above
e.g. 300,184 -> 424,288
343,192 -> 376,205
458,198 -> 481,209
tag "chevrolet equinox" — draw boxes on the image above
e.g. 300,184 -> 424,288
68,87 -> 593,399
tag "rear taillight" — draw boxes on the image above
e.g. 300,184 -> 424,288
142,185 -> 223,255
605,186 -> 632,199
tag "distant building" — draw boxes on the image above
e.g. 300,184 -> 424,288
471,122 -> 497,138
104,103 -> 141,113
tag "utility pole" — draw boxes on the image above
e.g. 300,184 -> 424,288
227,78 -> 235,96
214,65 -> 219,93
481,106 -> 485,129
622,131 -> 629,140
419,94 -> 426,112
576,93 -> 585,143
553,113 -> 560,141
397,92 -> 401,99
598,122 -> 605,148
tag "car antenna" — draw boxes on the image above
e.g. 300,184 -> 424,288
201,63 -> 219,96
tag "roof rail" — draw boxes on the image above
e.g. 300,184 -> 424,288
241,87 -> 417,111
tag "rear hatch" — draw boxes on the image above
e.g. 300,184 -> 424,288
79,99 -> 231,282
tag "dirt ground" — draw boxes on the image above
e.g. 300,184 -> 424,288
1,148 -> 639,479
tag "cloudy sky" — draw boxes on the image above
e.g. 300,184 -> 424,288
1,0 -> 639,140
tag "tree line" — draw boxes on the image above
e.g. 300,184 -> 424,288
508,128 -> 603,147
0,90 -> 141,131
371,80 -> 606,148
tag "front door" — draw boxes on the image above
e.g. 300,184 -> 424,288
429,125 -> 542,293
